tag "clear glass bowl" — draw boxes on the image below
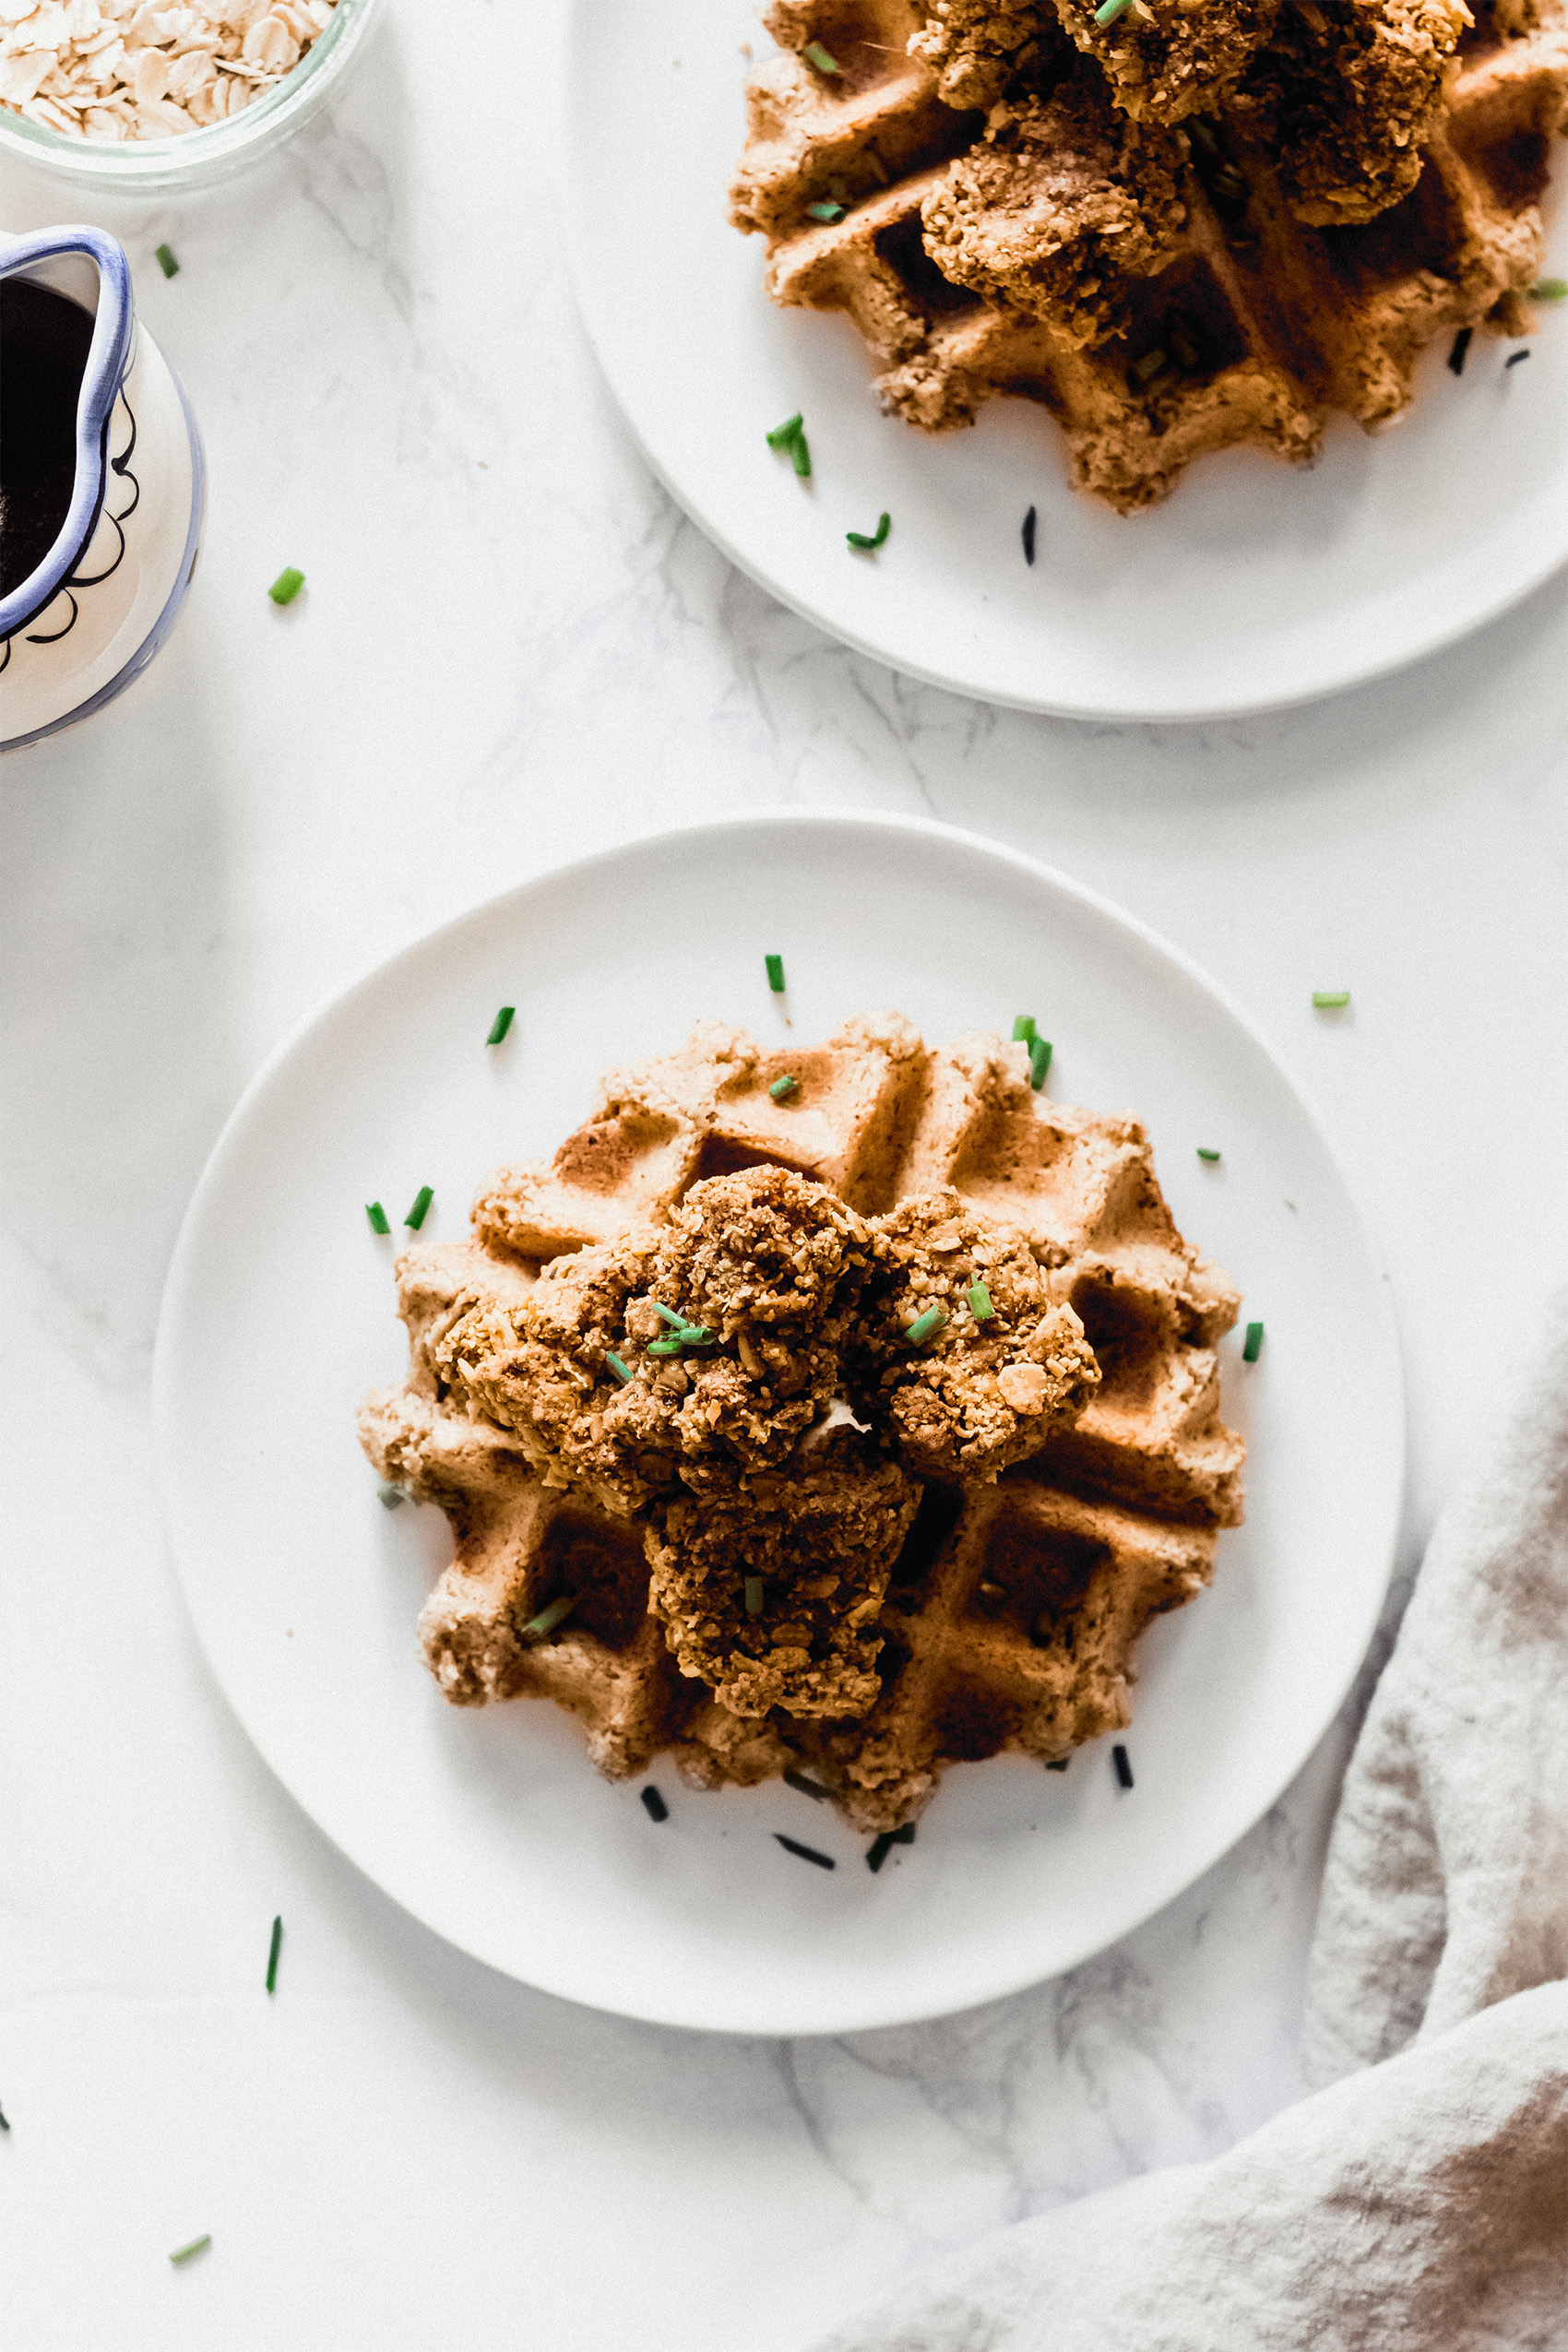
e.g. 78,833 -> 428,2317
0,0 -> 381,195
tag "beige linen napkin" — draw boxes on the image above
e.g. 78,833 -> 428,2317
808,1296 -> 1568,2352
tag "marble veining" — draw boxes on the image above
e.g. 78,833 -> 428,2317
5,5 -> 1568,2346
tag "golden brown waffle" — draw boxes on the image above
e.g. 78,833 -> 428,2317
729,0 -> 1568,509
359,1014 -> 1244,1832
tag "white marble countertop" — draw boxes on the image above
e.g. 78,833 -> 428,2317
6,6 -> 1568,2345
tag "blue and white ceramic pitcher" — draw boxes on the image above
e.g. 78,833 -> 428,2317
0,225 -> 205,753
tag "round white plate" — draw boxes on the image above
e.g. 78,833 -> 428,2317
565,0 -> 1568,720
154,814 -> 1402,2034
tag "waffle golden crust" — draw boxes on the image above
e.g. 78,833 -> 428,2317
359,1014 -> 1245,1832
729,0 -> 1568,509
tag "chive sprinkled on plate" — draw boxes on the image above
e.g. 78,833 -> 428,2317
640,1785 -> 669,1822
1529,278 -> 1568,299
365,1200 -> 390,1235
1312,991 -> 1350,1009
775,1833 -> 836,1869
783,1767 -> 834,1801
520,1594 -> 576,1643
905,1304 -> 946,1346
1013,1014 -> 1037,1043
1242,1321 -> 1265,1362
1029,1036 -> 1052,1089
766,412 -> 803,450
802,38 -> 841,71
170,2236 -> 211,2267
1196,1147 -> 1221,1162
1112,1743 -> 1134,1789
744,1574 -> 765,1617
967,1279 -> 993,1320
403,1184 -> 434,1229
769,1074 -> 799,1099
1094,0 -> 1134,21
790,429 -> 812,477
606,1351 -> 631,1384
266,1914 -> 282,1994
1506,349 -> 1531,368
267,566 -> 304,606
155,243 -> 179,279
486,1005 -> 515,1046
1447,327 -> 1473,375
766,953 -> 787,993
654,1302 -> 695,1331
847,511 -> 891,551
377,1482 -> 404,1510
1022,505 -> 1037,565
807,199 -> 845,222
648,1336 -> 683,1357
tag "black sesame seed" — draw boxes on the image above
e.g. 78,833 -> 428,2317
1022,505 -> 1037,565
1447,327 -> 1473,375
1112,1744 -> 1134,1789
640,1786 -> 669,1822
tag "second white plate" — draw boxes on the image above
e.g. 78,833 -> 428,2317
566,0 -> 1568,720
153,813 -> 1401,2034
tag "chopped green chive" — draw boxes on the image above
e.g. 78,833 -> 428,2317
403,1185 -> 434,1229
1313,991 -> 1350,1008
1029,1036 -> 1052,1089
783,1767 -> 834,1801
1094,0 -> 1134,21
766,953 -> 787,993
744,1574 -> 765,1616
651,1303 -> 712,1348
267,566 -> 304,606
606,1352 -> 632,1384
847,511 -> 891,551
647,1337 -> 683,1356
486,1005 -> 515,1045
806,199 -> 845,222
654,1302 -> 693,1332
376,1482 -> 404,1510
966,1280 -> 993,1320
1131,347 -> 1168,386
866,1822 -> 916,1873
775,1833 -> 835,1869
640,1785 -> 669,1822
790,429 -> 812,477
365,1200 -> 390,1235
1242,1321 -> 1264,1362
769,1074 -> 799,1100
155,242 -> 179,279
1528,278 -> 1568,299
170,2236 -> 211,2267
905,1304 -> 947,1346
1012,1015 -> 1037,1043
1196,1147 -> 1221,1163
802,39 -> 841,71
265,1914 -> 282,1995
520,1594 -> 576,1643
766,412 -> 804,450
1112,1743 -> 1134,1789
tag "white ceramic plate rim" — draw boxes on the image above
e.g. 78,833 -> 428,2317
153,811 -> 1404,2032
564,0 -> 1568,723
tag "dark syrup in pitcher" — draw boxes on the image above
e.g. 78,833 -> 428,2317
1,277 -> 96,600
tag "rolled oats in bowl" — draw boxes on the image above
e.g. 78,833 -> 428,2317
0,0 -> 378,187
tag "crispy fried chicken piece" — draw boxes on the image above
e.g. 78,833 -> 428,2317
645,1445 -> 921,1717
857,1188 -> 1100,1481
1051,0 -> 1284,125
1229,0 -> 1470,224
921,66 -> 1187,344
910,0 -> 1067,109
